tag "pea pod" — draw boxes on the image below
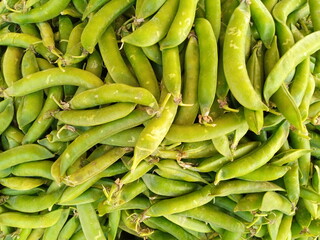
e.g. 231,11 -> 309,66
0,209 -> 64,228
223,1 -> 268,111
121,0 -> 179,47
11,160 -> 53,180
264,31 -> 320,103
0,98 -> 14,135
81,0 -> 135,53
215,121 -> 289,184
0,144 -> 54,171
0,177 -> 47,190
160,0 -> 198,50
5,67 -> 104,97
136,0 -> 166,19
69,83 -> 158,110
6,0 -> 72,23
42,208 -> 70,240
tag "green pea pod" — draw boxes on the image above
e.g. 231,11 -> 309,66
27,228 -> 45,240
55,103 -> 136,127
164,214 -> 212,233
58,187 -> 104,206
143,216 -> 196,240
2,46 -> 23,87
178,203 -> 245,233
58,15 -> 73,54
142,173 -> 200,197
234,193 -> 264,212
100,127 -> 143,147
42,208 -> 70,240
81,0 -> 135,53
0,187 -> 45,196
295,199 -> 312,230
107,210 -> 120,240
51,109 -> 152,183
136,0 -> 166,19
5,67 -> 104,97
0,32 -> 57,62
195,17 -> 218,119
270,148 -> 311,166
123,43 -> 160,100
154,159 -> 208,184
267,211 -> 283,240
141,44 -> 162,65
4,187 -> 65,213
0,177 -> 47,190
84,50 -> 103,78
11,160 -> 53,180
0,144 -> 54,171
223,1 -> 268,111
238,164 -> 291,182
63,147 -> 128,186
264,31 -> 320,103
121,0 -> 179,47
166,111 -> 246,142
57,214 -> 80,240
312,165 -> 320,193
174,34 -> 200,125
6,0 -> 71,23
215,121 -> 289,184
160,0 -> 198,49
143,184 -> 214,217
211,135 -> 232,159
20,23 -> 41,38
299,74 -> 315,121
211,180 -> 284,197
69,83 -> 158,110
82,0 -> 110,19
77,203 -> 106,240
22,86 -> 63,144
131,95 -> 178,170
205,0 -> 221,39
0,98 -> 14,135
37,21 -> 62,58
260,192 -> 294,215
250,0 -> 275,48
98,196 -> 151,216
276,215 -> 293,240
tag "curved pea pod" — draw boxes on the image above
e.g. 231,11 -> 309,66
270,148 -> 312,166
295,199 -> 312,231
299,74 -> 315,122
178,203 -> 245,233
98,25 -> 138,87
54,103 -> 136,127
211,180 -> 284,197
143,184 -> 214,217
11,160 -> 53,180
166,111 -> 246,142
234,193 -> 264,212
264,31 -> 320,103
5,67 -> 104,97
69,83 -> 158,110
81,0 -> 135,53
164,214 -> 212,234
260,192 -> 294,215
300,186 -> 320,203
2,46 -> 23,87
142,173 -> 200,197
6,0 -> 71,23
131,95 -> 178,170
59,187 -> 104,206
154,159 -> 208,184
82,0 -> 110,19
3,187 -> 65,213
0,98 -> 14,135
266,211 -> 283,240
136,0 -> 166,18
143,216 -> 196,240
250,0 -> 275,48
121,0 -> 179,47
42,208 -> 70,240
238,164 -> 291,182
312,165 -> 320,193
0,187 -> 45,196
100,127 -> 143,147
160,0 -> 198,50
58,15 -> 73,55
0,177 -> 47,190
63,147 -> 128,186
141,44 -> 162,65
98,196 -> 151,216
57,214 -> 80,240
0,144 -> 54,171
0,124 -> 24,150
223,1 -> 268,111
0,32 -> 57,62
123,43 -> 160,100
195,17 -> 218,120
0,209 -> 64,229
214,121 -> 289,184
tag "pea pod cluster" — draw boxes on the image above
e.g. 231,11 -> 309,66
0,0 -> 320,239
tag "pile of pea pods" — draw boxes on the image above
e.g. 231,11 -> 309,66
1,0 -> 320,239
